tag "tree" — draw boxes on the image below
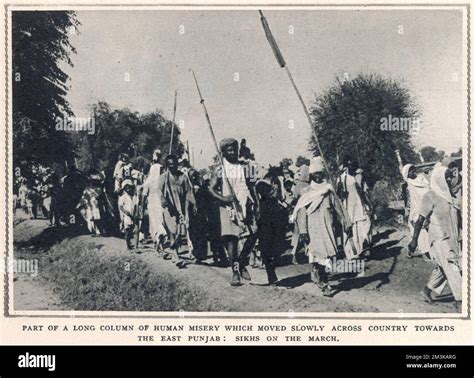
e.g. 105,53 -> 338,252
451,147 -> 462,158
420,146 -> 445,162
13,11 -> 80,167
309,73 -> 420,186
73,102 -> 185,173
279,158 -> 293,169
295,156 -> 310,167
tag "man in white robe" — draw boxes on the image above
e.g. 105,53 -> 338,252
337,160 -> 372,259
401,163 -> 430,258
294,157 -> 351,296
209,138 -> 260,286
143,149 -> 166,251
409,165 -> 462,310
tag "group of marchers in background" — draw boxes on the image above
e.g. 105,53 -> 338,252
13,138 -> 463,310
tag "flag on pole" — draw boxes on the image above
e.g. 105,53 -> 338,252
259,10 -> 286,68
257,10 -> 359,258
169,90 -> 178,155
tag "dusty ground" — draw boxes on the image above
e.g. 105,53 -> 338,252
13,210 -> 458,313
12,215 -> 66,311
13,274 -> 65,311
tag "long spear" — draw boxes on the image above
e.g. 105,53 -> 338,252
190,69 -> 250,234
169,90 -> 178,155
258,10 -> 357,257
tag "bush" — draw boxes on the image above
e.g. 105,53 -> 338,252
371,179 -> 403,223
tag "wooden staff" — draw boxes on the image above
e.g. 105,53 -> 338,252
190,69 -> 250,234
169,90 -> 178,155
258,10 -> 357,257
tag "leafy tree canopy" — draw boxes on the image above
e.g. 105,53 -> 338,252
73,102 -> 185,174
309,73 -> 420,186
279,158 -> 293,169
451,147 -> 462,158
13,11 -> 79,166
420,146 -> 445,162
295,156 -> 310,167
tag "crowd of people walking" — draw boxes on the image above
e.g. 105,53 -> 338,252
13,139 -> 463,308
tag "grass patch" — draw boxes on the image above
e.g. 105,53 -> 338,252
36,238 -> 228,311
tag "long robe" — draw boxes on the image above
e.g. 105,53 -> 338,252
295,182 -> 338,265
289,165 -> 310,251
143,163 -> 166,242
118,192 -> 137,231
339,172 -> 371,257
19,184 -> 28,208
77,186 -> 103,235
218,160 -> 253,237
401,164 -> 430,255
158,171 -> 195,241
420,166 -> 462,301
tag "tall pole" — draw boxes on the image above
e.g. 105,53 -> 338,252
190,69 -> 248,230
258,10 -> 357,257
169,90 -> 178,155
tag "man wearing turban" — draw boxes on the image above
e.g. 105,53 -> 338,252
143,149 -> 166,252
209,138 -> 260,286
293,157 -> 351,296
400,163 -> 430,258
408,165 -> 462,310
159,154 -> 196,268
337,157 -> 372,259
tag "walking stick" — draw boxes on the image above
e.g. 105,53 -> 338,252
169,90 -> 178,155
190,69 -> 252,236
258,10 -> 358,258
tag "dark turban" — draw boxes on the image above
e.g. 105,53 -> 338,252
219,138 -> 238,152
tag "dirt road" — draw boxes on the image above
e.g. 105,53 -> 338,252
13,213 -> 458,313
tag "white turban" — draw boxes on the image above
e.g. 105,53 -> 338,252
309,156 -> 325,174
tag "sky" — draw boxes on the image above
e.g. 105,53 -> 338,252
62,9 -> 464,169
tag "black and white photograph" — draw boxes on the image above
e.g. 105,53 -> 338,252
6,4 -> 468,319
